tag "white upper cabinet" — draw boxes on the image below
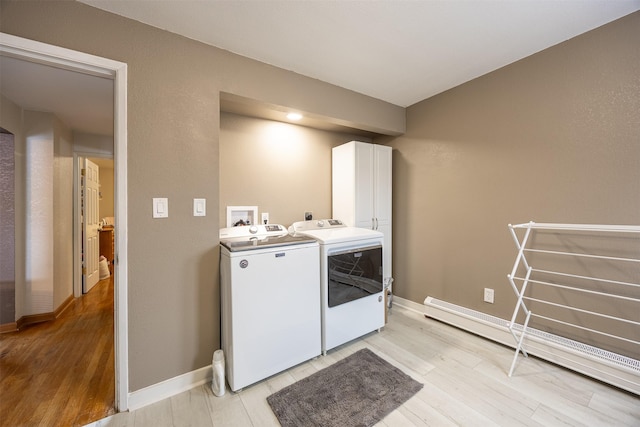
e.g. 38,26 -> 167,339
332,141 -> 392,278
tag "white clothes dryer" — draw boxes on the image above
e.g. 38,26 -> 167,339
289,219 -> 385,354
219,224 -> 321,391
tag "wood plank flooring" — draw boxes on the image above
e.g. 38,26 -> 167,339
91,304 -> 639,427
0,277 -> 115,427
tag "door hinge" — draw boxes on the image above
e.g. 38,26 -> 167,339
81,168 -> 86,176
82,267 -> 86,274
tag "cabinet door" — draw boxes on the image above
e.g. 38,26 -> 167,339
354,142 -> 375,229
378,222 -> 392,279
374,145 -> 392,227
373,145 -> 392,278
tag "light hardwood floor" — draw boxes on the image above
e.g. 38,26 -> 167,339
92,304 -> 639,427
0,276 -> 115,426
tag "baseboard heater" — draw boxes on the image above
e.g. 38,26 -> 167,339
423,296 -> 640,396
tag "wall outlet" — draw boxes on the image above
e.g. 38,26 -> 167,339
483,288 -> 495,304
305,211 -> 313,220
261,212 -> 269,224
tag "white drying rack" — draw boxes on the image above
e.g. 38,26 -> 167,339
506,221 -> 640,377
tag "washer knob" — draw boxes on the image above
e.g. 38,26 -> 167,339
317,220 -> 325,227
249,225 -> 258,234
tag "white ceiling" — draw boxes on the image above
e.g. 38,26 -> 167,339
1,1 -> 638,138
79,0 -> 640,107
0,56 -> 114,135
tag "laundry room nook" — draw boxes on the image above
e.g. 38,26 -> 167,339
218,120 -> 395,388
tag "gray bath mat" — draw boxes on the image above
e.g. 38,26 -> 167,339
267,348 -> 423,427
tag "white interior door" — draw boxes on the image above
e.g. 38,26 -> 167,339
83,158 -> 100,293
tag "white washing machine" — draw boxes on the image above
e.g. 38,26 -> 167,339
219,224 -> 321,391
289,219 -> 385,354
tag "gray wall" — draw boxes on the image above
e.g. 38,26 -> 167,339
0,95 -> 25,321
381,12 -> 640,355
0,132 -> 15,324
96,162 -> 114,219
0,0 -> 404,391
220,112 -> 371,228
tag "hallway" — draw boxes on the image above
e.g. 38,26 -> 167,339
0,276 -> 115,426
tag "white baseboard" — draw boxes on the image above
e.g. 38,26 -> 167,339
423,296 -> 640,396
391,295 -> 425,315
127,365 -> 212,411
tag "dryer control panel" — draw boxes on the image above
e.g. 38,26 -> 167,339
289,219 -> 345,233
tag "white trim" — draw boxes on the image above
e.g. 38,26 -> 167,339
0,33 -> 118,78
391,295 -> 425,315
422,296 -> 515,347
113,53 -> 129,413
1,32 -> 130,411
128,366 -> 213,411
73,155 -> 82,298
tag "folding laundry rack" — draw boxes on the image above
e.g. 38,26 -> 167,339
506,221 -> 640,378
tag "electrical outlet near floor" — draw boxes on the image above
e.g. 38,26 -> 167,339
483,288 -> 495,303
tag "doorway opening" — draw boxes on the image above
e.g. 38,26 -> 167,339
0,33 -> 129,412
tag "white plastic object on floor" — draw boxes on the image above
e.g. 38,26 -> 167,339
212,349 -> 225,397
98,256 -> 110,280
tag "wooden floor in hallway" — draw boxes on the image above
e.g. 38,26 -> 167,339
0,276 -> 115,427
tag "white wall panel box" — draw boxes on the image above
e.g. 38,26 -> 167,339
153,198 -> 168,218
194,198 -> 206,216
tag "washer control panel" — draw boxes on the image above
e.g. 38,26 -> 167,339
219,224 -> 287,239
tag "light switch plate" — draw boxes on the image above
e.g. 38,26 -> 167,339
193,198 -> 206,216
153,198 -> 168,218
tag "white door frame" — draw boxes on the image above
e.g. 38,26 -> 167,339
0,32 -> 130,411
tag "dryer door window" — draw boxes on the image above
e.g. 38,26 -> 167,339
327,245 -> 383,307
